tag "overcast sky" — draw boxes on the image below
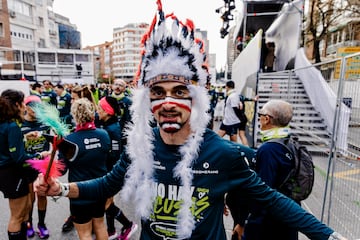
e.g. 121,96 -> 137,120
52,0 -> 232,70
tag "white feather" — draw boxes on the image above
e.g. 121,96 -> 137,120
121,88 -> 155,217
173,86 -> 210,238
145,48 -> 193,81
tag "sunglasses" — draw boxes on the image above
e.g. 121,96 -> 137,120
258,112 -> 273,118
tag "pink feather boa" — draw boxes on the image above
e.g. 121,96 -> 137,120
26,156 -> 66,178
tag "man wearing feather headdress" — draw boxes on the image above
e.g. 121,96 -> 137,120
35,1 -> 347,239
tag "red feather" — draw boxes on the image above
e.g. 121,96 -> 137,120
156,0 -> 162,11
186,19 -> 194,31
26,156 -> 65,178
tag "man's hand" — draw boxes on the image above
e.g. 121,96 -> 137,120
239,101 -> 244,110
232,224 -> 244,240
34,173 -> 61,196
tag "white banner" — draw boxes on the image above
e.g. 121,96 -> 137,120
0,81 -> 30,96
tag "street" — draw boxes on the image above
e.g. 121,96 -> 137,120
0,120 -> 359,239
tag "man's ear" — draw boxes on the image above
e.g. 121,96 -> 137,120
264,115 -> 273,125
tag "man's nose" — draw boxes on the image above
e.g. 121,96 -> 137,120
162,97 -> 177,108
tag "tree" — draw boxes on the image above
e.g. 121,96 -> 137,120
305,0 -> 359,63
59,25 -> 81,49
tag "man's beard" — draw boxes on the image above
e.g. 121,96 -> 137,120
159,122 -> 182,133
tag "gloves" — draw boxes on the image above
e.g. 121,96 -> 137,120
328,232 -> 348,240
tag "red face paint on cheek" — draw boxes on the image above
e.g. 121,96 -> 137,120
151,97 -> 192,113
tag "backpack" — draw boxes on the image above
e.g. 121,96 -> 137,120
268,136 -> 315,202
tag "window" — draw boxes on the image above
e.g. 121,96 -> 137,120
8,0 -> 31,16
38,52 -> 55,64
38,17 -> 44,27
338,31 -> 342,43
57,53 -> 74,64
0,23 -> 3,37
344,29 -> 350,41
23,51 -> 35,64
36,0 -> 43,6
38,38 -> 45,48
75,54 -> 89,62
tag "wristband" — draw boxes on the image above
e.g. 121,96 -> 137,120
328,232 -> 347,240
58,182 -> 70,197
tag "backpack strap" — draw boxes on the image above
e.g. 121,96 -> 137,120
266,137 -> 297,190
267,137 -> 293,157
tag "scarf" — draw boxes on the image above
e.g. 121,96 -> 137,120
260,126 -> 291,142
75,121 -> 96,132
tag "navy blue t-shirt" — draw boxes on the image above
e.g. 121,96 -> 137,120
65,128 -> 110,205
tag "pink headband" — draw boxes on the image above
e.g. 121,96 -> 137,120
99,97 -> 115,116
24,95 -> 41,105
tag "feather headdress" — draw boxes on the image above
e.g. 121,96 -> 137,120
135,0 -> 209,87
121,0 -> 210,238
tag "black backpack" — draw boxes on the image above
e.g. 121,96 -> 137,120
268,136 -> 315,202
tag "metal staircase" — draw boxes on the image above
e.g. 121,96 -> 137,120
255,72 -> 331,153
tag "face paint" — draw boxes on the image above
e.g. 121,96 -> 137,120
151,97 -> 192,113
151,96 -> 192,133
159,122 -> 182,133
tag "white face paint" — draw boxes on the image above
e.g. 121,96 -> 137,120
150,82 -> 192,133
151,97 -> 192,133
151,97 -> 192,113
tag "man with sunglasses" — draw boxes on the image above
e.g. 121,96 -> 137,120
240,99 -> 300,240
111,79 -> 132,131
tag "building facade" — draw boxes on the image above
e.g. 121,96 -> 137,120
84,41 -> 113,84
112,23 -> 148,82
0,0 -> 92,83
304,0 -> 360,60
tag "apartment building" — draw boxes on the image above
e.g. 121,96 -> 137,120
84,41 -> 113,83
112,23 -> 148,82
0,0 -> 93,83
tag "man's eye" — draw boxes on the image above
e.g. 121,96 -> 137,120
175,90 -> 186,97
152,90 -> 165,97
